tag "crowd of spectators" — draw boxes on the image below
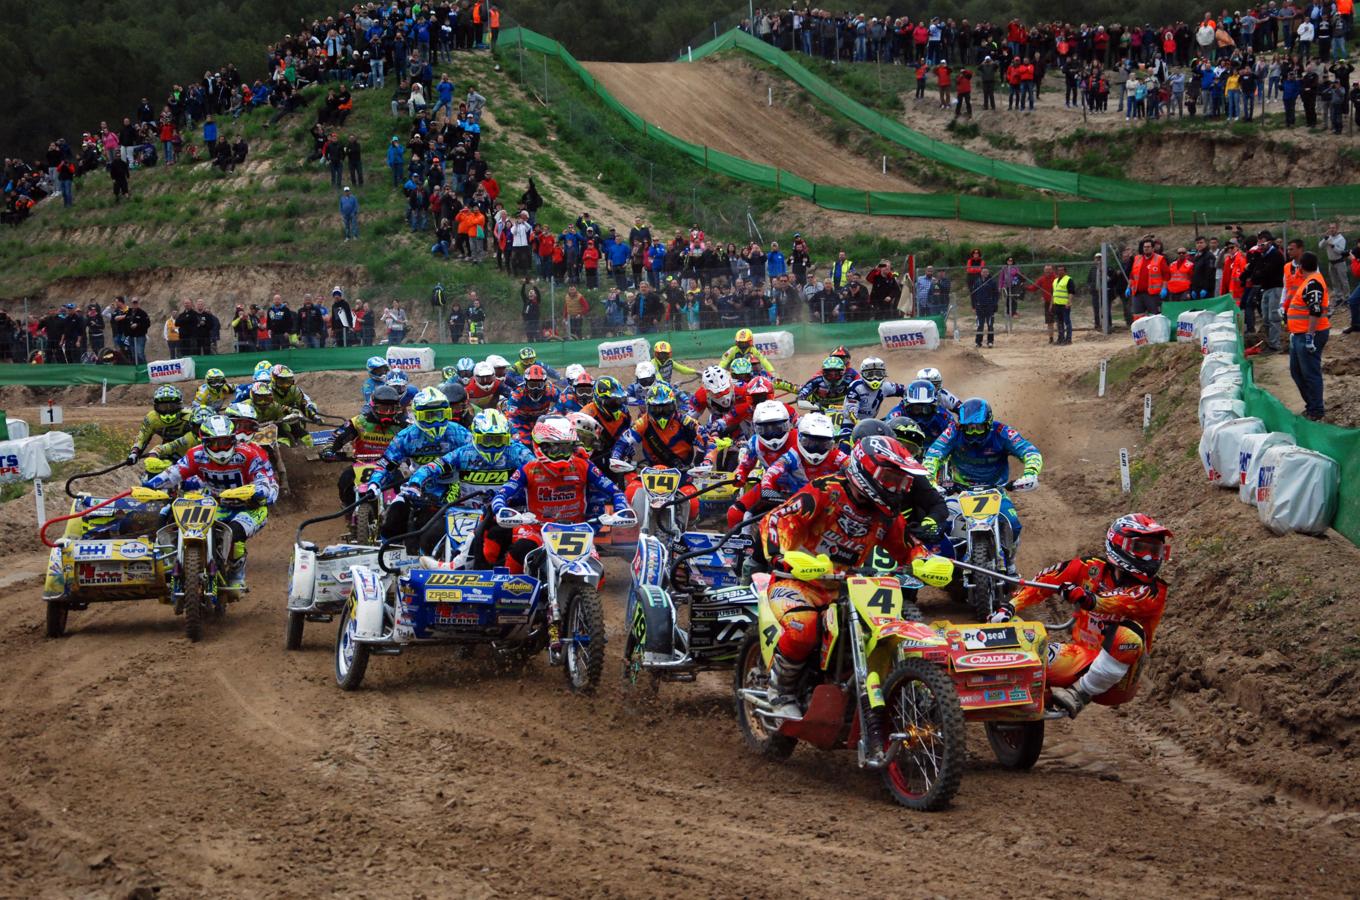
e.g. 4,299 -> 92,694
745,5 -> 1359,130
3,0 -> 503,225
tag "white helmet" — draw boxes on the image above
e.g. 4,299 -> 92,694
752,400 -> 792,452
486,354 -> 509,371
860,357 -> 887,390
564,363 -> 586,381
701,365 -> 734,407
472,361 -> 497,389
201,415 -> 238,465
635,361 -> 657,385
916,367 -> 943,390
796,413 -> 837,466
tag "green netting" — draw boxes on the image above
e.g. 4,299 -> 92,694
0,319 -> 938,387
688,29 -> 1360,210
1162,294 -> 1237,318
501,27 -> 1360,228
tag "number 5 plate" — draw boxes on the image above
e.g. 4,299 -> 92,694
545,529 -> 591,560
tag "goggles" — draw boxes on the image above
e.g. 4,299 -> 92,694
1127,536 -> 1169,560
475,431 -> 510,448
539,440 -> 575,461
205,436 -> 236,454
755,421 -> 790,440
799,434 -> 836,455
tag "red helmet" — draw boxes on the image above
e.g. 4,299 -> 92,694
525,364 -> 548,399
844,435 -> 921,513
746,375 -> 774,405
1105,514 -> 1172,581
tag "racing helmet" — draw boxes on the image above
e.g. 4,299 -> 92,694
845,435 -> 921,514
734,328 -> 754,351
746,376 -> 774,408
253,359 -> 273,379
471,361 -> 498,391
269,364 -> 295,397
411,387 -> 451,437
201,415 -> 238,465
153,385 -> 184,421
958,398 -> 993,445
205,368 -> 227,390
564,363 -> 586,382
366,355 -> 389,379
916,367 -> 944,391
594,376 -> 626,416
487,354 -> 510,376
752,400 -> 792,452
904,380 -> 938,422
653,340 -> 672,362
532,416 -> 578,475
887,416 -> 928,458
248,380 -> 273,408
455,356 -> 476,381
701,366 -> 734,410
518,346 -> 537,365
566,411 -> 602,452
860,356 -> 887,391
1106,514 -> 1173,582
471,408 -> 511,457
850,418 -> 893,444
635,360 -> 657,388
796,413 -> 837,465
524,364 -> 548,399
441,365 -> 458,382
830,346 -> 851,363
440,381 -> 468,419
369,385 -> 403,425
645,383 -> 678,429
729,357 -> 754,383
225,402 -> 258,436
570,371 -> 595,402
190,405 -> 216,433
821,355 -> 846,384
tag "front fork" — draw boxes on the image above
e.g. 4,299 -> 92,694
846,603 -> 888,769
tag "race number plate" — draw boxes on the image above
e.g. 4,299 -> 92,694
641,469 -> 680,497
959,490 -> 1002,520
545,529 -> 591,561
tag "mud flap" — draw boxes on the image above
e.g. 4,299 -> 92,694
288,546 -> 317,609
350,565 -> 387,640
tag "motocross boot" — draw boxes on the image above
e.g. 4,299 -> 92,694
225,541 -> 248,591
767,650 -> 805,720
1049,684 -> 1091,718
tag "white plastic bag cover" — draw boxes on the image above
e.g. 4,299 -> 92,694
1238,432 -> 1296,506
1199,352 -> 1239,387
1131,314 -> 1172,345
1257,446 -> 1339,535
1177,310 -> 1217,343
1198,381 -> 1242,426
1207,367 -> 1244,389
1209,417 -> 1264,488
1199,322 -> 1237,354
1198,420 -> 1228,482
1200,397 -> 1247,430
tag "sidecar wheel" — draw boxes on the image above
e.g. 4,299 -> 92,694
335,603 -> 371,691
985,720 -> 1045,771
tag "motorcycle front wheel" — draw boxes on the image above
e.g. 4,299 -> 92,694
562,584 -> 605,694
182,544 -> 207,643
881,658 -> 965,811
334,603 -> 371,691
965,534 -> 1000,621
733,633 -> 796,761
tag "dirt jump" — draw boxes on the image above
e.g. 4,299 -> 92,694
584,57 -> 923,194
1,327 -> 1357,896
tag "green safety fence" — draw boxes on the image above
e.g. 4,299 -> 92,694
0,318 -> 941,387
687,29 -> 1360,208
1162,294 -> 1237,318
500,27 -> 1360,227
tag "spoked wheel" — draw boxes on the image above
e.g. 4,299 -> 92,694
335,603 -> 371,691
45,602 -> 69,638
621,631 -> 661,699
354,501 -> 378,545
562,585 -> 605,694
986,720 -> 1045,771
733,633 -> 796,760
181,544 -> 207,643
881,658 -> 965,811
965,535 -> 1000,622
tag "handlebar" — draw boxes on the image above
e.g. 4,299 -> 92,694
669,514 -> 761,565
65,459 -> 135,499
39,490 -> 133,548
295,498 -> 361,546
377,502 -> 453,574
948,557 -> 1062,592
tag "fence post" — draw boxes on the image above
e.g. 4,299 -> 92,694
775,168 -> 781,192
1168,199 -> 1174,226
1052,202 -> 1059,229
1290,190 -> 1297,219
865,192 -> 871,214
704,145 -> 709,169
955,195 -> 961,220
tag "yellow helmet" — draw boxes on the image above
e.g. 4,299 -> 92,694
654,340 -> 672,355
734,328 -> 753,350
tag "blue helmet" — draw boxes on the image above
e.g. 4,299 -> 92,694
645,383 -> 678,428
958,398 -> 993,444
903,380 -> 937,422
385,370 -> 409,386
455,356 -> 476,380
367,355 -> 389,377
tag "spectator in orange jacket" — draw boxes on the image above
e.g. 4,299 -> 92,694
1166,247 -> 1195,302
1219,239 -> 1247,303
1127,240 -> 1168,316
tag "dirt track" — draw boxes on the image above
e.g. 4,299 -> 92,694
584,59 -> 922,194
2,334 -> 1358,897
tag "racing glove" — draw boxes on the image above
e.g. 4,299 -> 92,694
1060,583 -> 1097,611
910,515 -> 941,543
989,602 -> 1015,623
305,403 -> 323,423
1011,473 -> 1038,492
397,484 -> 422,503
126,448 -> 142,465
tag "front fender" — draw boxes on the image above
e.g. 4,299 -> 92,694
630,534 -> 670,588
633,585 -> 676,654
288,546 -> 318,608
559,558 -> 603,587
349,565 -> 388,640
